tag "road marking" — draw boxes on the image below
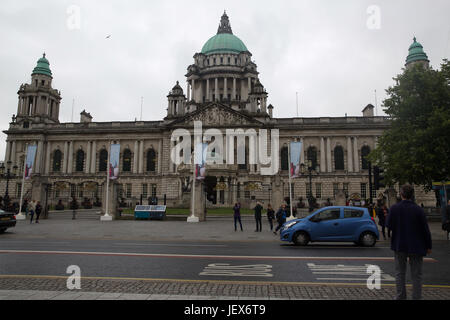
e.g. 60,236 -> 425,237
112,243 -> 227,247
0,249 -> 438,262
200,264 -> 273,277
307,263 -> 395,282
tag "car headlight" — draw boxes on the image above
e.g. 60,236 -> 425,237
284,221 -> 299,229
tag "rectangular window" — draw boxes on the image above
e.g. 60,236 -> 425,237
16,183 -> 22,198
126,183 -> 132,198
344,209 -> 364,218
315,183 -> 322,199
151,184 -> 157,198
306,183 -> 311,198
142,184 -> 148,199
333,183 -> 339,198
360,183 -> 367,199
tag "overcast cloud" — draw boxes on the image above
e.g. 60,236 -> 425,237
1,0 -> 449,159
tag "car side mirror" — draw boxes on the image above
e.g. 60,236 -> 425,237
310,216 -> 321,223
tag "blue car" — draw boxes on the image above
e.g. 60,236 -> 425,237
280,206 -> 379,247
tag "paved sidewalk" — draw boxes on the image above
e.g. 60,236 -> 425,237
1,279 -> 449,300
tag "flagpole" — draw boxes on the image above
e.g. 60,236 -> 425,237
287,142 -> 294,221
188,150 -> 199,223
101,142 -> 112,221
16,143 -> 28,220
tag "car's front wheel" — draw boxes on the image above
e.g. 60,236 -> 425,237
359,232 -> 377,247
293,231 -> 310,246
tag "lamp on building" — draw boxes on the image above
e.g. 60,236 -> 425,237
0,160 -> 19,210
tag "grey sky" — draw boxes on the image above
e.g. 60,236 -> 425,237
1,0 -> 449,160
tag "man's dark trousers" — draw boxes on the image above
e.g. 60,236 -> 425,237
394,252 -> 423,300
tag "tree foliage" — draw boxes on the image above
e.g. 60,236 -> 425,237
369,60 -> 450,190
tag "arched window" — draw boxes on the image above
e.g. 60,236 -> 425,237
281,146 -> 289,171
334,146 -> 344,171
75,149 -> 84,172
307,146 -> 318,170
146,149 -> 156,172
122,149 -> 132,172
99,149 -> 108,172
361,146 -> 371,170
52,150 -> 62,172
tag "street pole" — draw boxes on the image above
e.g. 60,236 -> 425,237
369,161 -> 373,205
287,143 -> 294,221
188,152 -> 199,223
101,142 -> 112,221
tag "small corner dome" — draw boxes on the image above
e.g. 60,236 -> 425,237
32,53 -> 53,77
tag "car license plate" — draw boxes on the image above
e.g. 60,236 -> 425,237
0,217 -> 11,221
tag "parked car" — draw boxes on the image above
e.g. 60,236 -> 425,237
0,209 -> 16,233
280,206 -> 379,247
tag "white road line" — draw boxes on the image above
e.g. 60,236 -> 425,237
112,243 -> 227,247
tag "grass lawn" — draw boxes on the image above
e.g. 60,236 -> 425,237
121,207 -> 254,216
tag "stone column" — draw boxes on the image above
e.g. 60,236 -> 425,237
326,137 -> 332,172
158,139 -> 162,174
67,141 -> 73,174
85,141 -> 91,174
10,141 -> 16,167
187,82 -> 190,101
320,137 -> 326,173
347,137 -> 353,172
241,79 -> 245,100
45,141 -> 51,174
224,77 -> 228,100
232,78 -> 236,100
139,140 -> 144,174
133,141 -> 139,174
353,137 -> 359,172
90,140 -> 97,174
4,141 -> 10,162
63,141 -> 68,173
206,79 -> 210,101
191,79 -> 195,102
215,78 -> 219,101
35,140 -> 44,174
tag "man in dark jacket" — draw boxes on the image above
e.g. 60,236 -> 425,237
254,202 -> 263,232
386,184 -> 432,300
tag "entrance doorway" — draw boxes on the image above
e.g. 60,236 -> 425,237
204,176 -> 217,205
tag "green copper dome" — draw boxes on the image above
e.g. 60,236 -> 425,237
202,33 -> 248,55
406,37 -> 429,65
201,11 -> 248,55
32,53 -> 52,77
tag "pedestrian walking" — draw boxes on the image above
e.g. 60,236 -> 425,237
274,204 -> 288,235
28,200 -> 36,224
376,202 -> 390,240
233,202 -> 243,232
386,184 -> 432,300
266,204 -> 275,231
35,201 -> 42,223
254,201 -> 263,232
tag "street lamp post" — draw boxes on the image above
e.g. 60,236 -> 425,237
300,159 -> 318,213
0,161 -> 19,211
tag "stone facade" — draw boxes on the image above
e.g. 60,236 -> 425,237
0,14 -> 436,214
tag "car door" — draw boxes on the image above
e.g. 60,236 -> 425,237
341,208 -> 365,240
309,208 -> 342,241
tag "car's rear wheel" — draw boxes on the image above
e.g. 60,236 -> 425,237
359,232 -> 377,247
293,231 -> 310,246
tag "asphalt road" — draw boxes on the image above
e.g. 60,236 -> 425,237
0,237 -> 448,287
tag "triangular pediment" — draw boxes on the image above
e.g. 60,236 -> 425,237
169,102 -> 264,127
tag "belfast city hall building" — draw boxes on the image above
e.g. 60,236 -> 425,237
1,12 -> 435,217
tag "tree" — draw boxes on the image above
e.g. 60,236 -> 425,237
369,60 -> 450,191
